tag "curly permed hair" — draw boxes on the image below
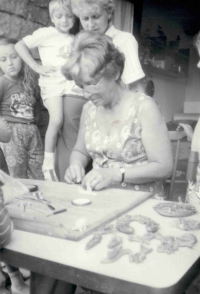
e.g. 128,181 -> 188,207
62,30 -> 125,84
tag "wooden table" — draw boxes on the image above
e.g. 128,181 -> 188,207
1,180 -> 200,294
5,179 -> 152,241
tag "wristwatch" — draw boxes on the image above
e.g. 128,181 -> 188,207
120,167 -> 126,186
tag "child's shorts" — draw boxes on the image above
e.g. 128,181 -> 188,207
39,73 -> 76,102
39,74 -> 66,101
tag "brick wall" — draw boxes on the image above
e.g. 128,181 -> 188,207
0,0 -> 51,58
0,0 -> 50,39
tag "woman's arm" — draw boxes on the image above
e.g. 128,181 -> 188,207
124,98 -> 173,184
64,104 -> 91,183
191,118 -> 200,152
81,97 -> 173,191
179,123 -> 193,142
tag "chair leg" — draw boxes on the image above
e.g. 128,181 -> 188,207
168,139 -> 180,201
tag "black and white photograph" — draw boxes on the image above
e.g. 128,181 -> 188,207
0,0 -> 200,293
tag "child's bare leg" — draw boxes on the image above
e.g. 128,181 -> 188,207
6,265 -> 29,294
43,96 -> 63,181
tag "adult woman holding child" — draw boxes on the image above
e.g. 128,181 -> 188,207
56,0 -> 145,181
71,0 -> 145,90
62,30 -> 173,196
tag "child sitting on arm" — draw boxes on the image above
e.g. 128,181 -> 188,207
15,0 -> 77,181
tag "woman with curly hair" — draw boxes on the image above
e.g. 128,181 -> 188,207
0,37 -> 44,179
62,29 -> 173,294
56,0 -> 146,181
63,31 -> 172,202
71,0 -> 145,91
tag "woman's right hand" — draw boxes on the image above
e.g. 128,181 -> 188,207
179,123 -> 193,141
34,64 -> 56,76
64,162 -> 85,184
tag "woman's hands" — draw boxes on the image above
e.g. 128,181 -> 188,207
179,123 -> 193,142
64,162 -> 85,184
81,168 -> 117,191
65,165 -> 118,191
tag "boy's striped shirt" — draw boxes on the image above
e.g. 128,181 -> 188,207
0,200 -> 12,249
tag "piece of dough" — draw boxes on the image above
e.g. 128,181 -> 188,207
78,187 -> 97,196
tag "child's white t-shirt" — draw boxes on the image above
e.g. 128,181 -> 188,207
23,27 -> 77,99
23,26 -> 74,68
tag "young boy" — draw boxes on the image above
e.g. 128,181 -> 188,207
0,198 -> 13,294
0,117 -> 12,294
0,120 -> 29,294
15,0 -> 77,181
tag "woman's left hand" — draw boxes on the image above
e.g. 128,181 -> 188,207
81,168 -> 115,191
